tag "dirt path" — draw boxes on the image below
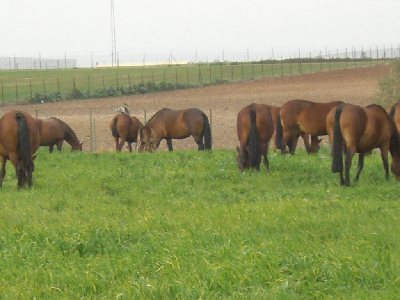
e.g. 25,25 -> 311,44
0,65 -> 390,151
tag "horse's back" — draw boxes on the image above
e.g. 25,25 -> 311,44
237,104 -> 273,143
0,111 -> 39,155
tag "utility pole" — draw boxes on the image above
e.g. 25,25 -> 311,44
110,0 -> 117,67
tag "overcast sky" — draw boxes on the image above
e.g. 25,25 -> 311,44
1,0 -> 399,63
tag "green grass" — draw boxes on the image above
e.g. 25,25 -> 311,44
0,60 -> 377,104
0,148 -> 400,298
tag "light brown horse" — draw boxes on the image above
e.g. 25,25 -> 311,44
138,108 -> 212,152
110,113 -> 143,152
327,103 -> 400,186
236,103 -> 274,171
0,111 -> 40,188
276,99 -> 343,154
35,117 -> 83,152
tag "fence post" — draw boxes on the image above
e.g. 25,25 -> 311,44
89,110 -> 93,152
116,74 -> 119,89
241,62 -> 244,81
163,69 -> 166,83
280,56 -> 283,76
231,64 -> 234,81
42,79 -> 46,98
251,62 -> 254,79
1,81 -> 4,105
57,77 -> 61,94
87,76 -> 90,94
187,66 -> 189,85
29,80 -> 33,101
299,51 -> 302,74
209,64 -> 211,83
198,64 -> 201,85
220,63 -> 223,81
102,76 -> 105,90
15,82 -> 19,103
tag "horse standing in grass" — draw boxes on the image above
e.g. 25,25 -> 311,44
236,103 -> 274,172
35,117 -> 83,152
110,113 -> 143,152
389,102 -> 400,132
269,105 -> 283,151
138,108 -> 212,152
0,111 -> 40,188
276,99 -> 343,154
327,103 -> 400,186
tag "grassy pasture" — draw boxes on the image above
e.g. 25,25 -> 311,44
0,60 -> 375,104
0,148 -> 400,298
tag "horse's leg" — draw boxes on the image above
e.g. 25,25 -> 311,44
56,141 -> 63,152
344,147 -> 355,187
192,135 -> 204,151
261,142 -> 269,172
117,138 -> 126,152
49,144 -> 54,153
115,138 -> 119,151
127,142 -> 132,153
167,138 -> 174,151
0,156 -> 6,187
301,133 -> 311,153
354,153 -> 365,182
380,143 -> 390,180
289,134 -> 300,154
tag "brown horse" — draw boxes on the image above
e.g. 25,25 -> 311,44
276,99 -> 343,154
236,103 -> 274,171
327,103 -> 400,186
110,113 -> 143,152
0,111 -> 40,188
389,102 -> 400,132
35,117 -> 83,152
138,108 -> 212,152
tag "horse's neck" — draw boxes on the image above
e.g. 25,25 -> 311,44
64,127 -> 79,147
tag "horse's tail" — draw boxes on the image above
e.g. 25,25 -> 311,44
111,116 -> 118,137
275,113 -> 284,150
15,112 -> 32,169
332,105 -> 344,173
202,113 -> 212,150
248,107 -> 260,168
389,105 -> 396,119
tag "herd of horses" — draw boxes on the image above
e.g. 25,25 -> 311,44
1,99 -> 400,189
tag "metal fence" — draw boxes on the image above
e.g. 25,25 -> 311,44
0,56 -> 77,70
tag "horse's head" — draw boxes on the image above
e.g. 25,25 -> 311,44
309,138 -> 322,153
236,146 -> 249,172
138,126 -> 158,152
71,139 -> 84,151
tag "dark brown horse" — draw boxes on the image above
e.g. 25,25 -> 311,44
327,103 -> 400,186
35,117 -> 83,152
0,111 -> 40,188
138,108 -> 212,152
236,103 -> 274,171
276,99 -> 343,154
110,113 -> 143,152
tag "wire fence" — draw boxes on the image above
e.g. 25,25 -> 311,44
0,46 -> 398,105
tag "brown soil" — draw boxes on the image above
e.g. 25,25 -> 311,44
0,65 -> 390,152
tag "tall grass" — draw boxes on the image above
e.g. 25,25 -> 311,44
0,148 -> 399,298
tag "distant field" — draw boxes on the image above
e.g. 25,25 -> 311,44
1,149 -> 400,298
0,60 -> 377,104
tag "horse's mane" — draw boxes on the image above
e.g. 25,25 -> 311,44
50,117 -> 80,145
146,108 -> 171,125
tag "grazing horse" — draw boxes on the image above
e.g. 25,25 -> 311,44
327,103 -> 400,186
0,111 -> 40,188
276,99 -> 343,154
35,117 -> 83,152
138,108 -> 212,152
236,103 -> 274,171
389,102 -> 400,132
110,113 -> 143,152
